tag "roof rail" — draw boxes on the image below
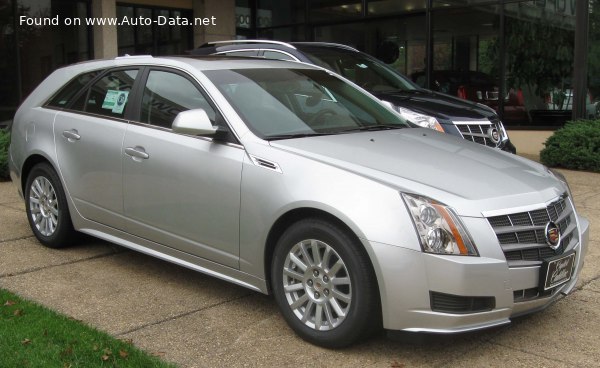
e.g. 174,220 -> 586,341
207,40 -> 296,50
115,54 -> 153,59
291,42 -> 359,52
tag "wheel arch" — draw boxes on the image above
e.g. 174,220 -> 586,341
21,154 -> 54,194
263,207 -> 381,302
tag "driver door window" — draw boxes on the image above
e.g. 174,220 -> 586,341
140,70 -> 216,129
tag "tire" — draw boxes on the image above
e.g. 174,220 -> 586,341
24,162 -> 77,248
271,218 -> 380,348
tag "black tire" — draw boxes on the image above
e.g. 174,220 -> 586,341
271,218 -> 380,348
24,162 -> 77,248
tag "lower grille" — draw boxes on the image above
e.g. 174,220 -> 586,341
513,287 -> 558,302
430,291 -> 495,314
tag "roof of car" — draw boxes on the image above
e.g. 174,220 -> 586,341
56,55 -> 316,74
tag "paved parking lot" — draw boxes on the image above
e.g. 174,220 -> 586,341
1,168 -> 598,367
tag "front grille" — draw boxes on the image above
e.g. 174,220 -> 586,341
430,292 -> 495,314
455,119 -> 501,148
486,194 -> 578,266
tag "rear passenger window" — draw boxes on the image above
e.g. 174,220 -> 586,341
140,70 -> 216,129
72,69 -> 138,119
47,71 -> 100,108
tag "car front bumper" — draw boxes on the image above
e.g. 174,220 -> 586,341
369,215 -> 589,333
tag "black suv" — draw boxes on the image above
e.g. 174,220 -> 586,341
190,40 -> 516,153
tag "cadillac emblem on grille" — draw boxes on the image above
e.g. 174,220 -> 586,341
545,221 -> 561,249
487,127 -> 500,144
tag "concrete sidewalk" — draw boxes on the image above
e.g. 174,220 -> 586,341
1,168 -> 598,367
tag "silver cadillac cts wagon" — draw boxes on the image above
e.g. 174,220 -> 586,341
8,56 -> 589,348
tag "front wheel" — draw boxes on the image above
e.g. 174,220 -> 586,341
25,162 -> 77,248
271,218 -> 380,348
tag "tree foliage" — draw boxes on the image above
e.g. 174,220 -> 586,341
504,18 -> 574,96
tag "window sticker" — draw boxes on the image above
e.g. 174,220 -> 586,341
102,90 -> 129,114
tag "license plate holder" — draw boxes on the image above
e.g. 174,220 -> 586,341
539,251 -> 576,292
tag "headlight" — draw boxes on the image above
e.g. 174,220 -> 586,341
402,193 -> 478,256
395,107 -> 445,132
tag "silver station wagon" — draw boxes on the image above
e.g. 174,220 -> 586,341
8,56 -> 589,348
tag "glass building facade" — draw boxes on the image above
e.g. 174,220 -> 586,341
1,0 -> 91,121
236,0 -> 594,127
0,0 -> 193,122
0,0 -> 597,127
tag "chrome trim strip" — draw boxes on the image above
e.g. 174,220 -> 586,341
482,194 -> 565,218
126,120 -> 245,150
452,120 -> 493,125
260,49 -> 301,61
248,154 -> 283,173
209,39 -> 297,49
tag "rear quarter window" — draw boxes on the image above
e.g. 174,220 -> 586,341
46,70 -> 101,108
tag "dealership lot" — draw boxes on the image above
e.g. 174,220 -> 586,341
0,167 -> 598,367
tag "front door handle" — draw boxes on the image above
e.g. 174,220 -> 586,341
125,146 -> 149,160
62,129 -> 81,142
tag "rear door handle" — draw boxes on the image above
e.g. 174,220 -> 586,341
125,146 -> 149,160
62,129 -> 80,142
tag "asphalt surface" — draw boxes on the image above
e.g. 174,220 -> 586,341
0,168 -> 598,367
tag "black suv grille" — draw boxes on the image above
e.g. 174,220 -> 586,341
486,195 -> 578,266
456,121 -> 499,148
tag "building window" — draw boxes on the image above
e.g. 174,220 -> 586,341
2,0 -> 91,118
426,5 -> 506,120
504,1 -> 576,126
116,4 -> 193,56
588,0 -> 600,119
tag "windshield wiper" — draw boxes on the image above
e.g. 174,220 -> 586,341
266,132 -> 335,141
340,124 -> 405,133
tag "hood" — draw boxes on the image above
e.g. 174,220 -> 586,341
269,129 -> 564,216
373,90 -> 496,121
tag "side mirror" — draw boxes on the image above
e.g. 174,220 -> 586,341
380,100 -> 395,110
172,108 -> 218,136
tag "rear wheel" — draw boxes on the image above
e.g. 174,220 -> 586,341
271,218 -> 380,348
25,163 -> 77,248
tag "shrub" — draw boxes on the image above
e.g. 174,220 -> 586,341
540,120 -> 600,172
0,129 -> 9,180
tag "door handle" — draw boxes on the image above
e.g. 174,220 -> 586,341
125,146 -> 149,160
62,129 -> 81,142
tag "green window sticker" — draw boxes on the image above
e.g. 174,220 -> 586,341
102,90 -> 129,114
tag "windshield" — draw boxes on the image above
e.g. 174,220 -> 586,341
203,68 -> 409,140
296,46 -> 418,93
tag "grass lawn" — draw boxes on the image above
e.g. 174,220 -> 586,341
0,288 -> 176,367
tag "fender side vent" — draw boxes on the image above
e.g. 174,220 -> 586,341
249,155 -> 282,173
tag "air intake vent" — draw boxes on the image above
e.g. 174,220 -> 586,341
430,292 -> 495,314
248,155 -> 282,173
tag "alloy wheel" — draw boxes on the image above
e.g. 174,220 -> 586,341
29,176 -> 59,236
282,239 -> 352,331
